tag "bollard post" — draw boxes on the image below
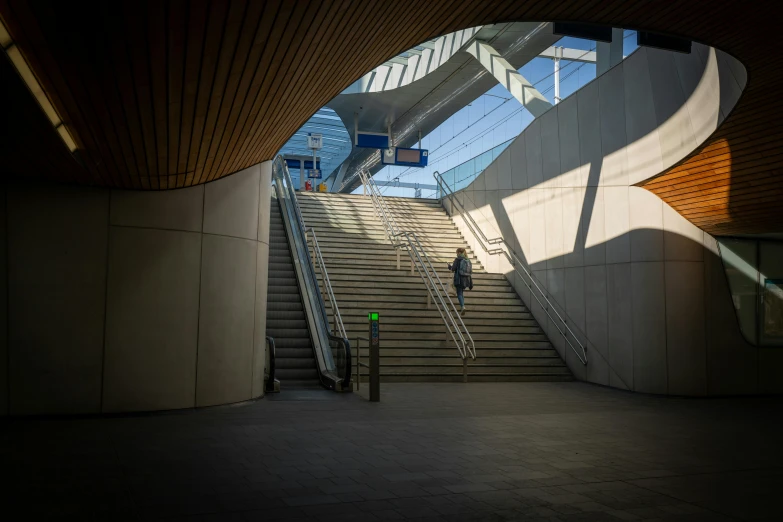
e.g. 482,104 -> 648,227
369,312 -> 380,402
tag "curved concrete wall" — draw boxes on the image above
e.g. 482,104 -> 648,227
0,162 -> 272,415
445,44 -> 782,395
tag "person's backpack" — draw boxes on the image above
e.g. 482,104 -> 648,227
458,257 -> 472,277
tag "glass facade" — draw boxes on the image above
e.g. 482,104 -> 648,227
436,139 -> 513,197
718,238 -> 783,346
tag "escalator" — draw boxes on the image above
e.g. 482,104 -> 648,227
265,156 -> 351,392
266,194 -> 319,386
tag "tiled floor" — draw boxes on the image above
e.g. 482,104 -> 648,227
2,382 -> 782,521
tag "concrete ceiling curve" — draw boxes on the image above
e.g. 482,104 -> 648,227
0,0 -> 779,234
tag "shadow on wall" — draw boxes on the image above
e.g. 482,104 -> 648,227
435,40 -> 771,396
449,184 -> 783,396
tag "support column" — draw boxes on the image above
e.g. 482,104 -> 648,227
596,28 -> 624,76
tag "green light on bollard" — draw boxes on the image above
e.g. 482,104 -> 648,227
369,312 -> 379,321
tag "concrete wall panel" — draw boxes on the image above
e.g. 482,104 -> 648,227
715,50 -> 745,119
562,187 -> 585,268
582,187 -> 606,266
647,48 -> 697,171
603,187 -> 631,264
509,134 -> 528,190
524,120 -> 543,188
598,65 -> 628,187
528,189 -> 547,270
675,44 -> 721,147
663,204 -> 703,261
540,108 -> 561,188
258,161 -> 273,244
496,148 -> 512,190
584,265 -> 609,361
577,80 -> 601,188
103,227 -> 201,412
556,94 -> 581,188
623,49 -> 664,185
484,162 -> 498,191
252,241 -> 269,398
544,188 -> 564,269
629,187 -> 664,262
665,261 -> 707,395
204,164 -> 260,240
7,184 -> 109,415
111,185 -> 204,232
631,262 -> 667,394
607,263 -> 634,389
196,235 -> 257,407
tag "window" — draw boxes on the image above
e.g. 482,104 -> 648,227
718,238 -> 783,346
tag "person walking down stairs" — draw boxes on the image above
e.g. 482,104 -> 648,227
449,247 -> 473,315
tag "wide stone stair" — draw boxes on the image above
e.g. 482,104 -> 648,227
297,192 -> 571,382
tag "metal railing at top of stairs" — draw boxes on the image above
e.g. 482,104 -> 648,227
433,171 -> 588,366
271,156 -> 352,390
358,169 -> 476,366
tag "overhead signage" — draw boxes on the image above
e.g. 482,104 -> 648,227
307,133 -> 323,149
307,169 -> 322,179
356,131 -> 389,149
284,159 -> 320,170
380,147 -> 428,167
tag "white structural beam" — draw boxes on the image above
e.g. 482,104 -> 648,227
374,180 -> 437,190
466,40 -> 552,118
539,46 -> 597,63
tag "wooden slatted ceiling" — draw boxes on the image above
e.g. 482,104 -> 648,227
0,0 -> 780,235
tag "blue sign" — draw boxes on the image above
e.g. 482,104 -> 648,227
284,159 -> 320,170
356,132 -> 389,149
307,169 -> 322,179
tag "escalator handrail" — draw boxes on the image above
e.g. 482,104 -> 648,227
271,156 -> 352,389
265,336 -> 279,392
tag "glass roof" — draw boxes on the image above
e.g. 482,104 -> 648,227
276,107 -> 351,182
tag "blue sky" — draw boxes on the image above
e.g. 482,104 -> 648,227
362,31 -> 639,197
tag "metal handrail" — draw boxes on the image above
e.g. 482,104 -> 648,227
272,156 -> 352,389
305,226 -> 347,339
354,336 -> 369,390
359,170 -> 476,364
434,171 -> 588,365
265,336 -> 280,393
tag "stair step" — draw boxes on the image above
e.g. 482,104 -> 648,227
291,192 -> 570,384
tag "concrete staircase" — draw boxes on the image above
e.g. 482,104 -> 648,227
297,192 -> 571,382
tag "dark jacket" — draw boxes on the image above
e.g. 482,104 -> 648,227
449,256 -> 472,289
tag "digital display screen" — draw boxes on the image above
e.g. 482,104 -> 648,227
396,148 -> 421,163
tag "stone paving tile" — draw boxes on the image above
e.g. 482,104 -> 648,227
1,382 -> 783,521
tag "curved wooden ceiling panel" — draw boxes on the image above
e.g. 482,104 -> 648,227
0,0 -> 780,235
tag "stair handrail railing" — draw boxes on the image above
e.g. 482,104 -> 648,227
358,170 -> 401,243
272,156 -> 352,389
304,226 -> 347,340
434,171 -> 587,365
359,170 -> 476,365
